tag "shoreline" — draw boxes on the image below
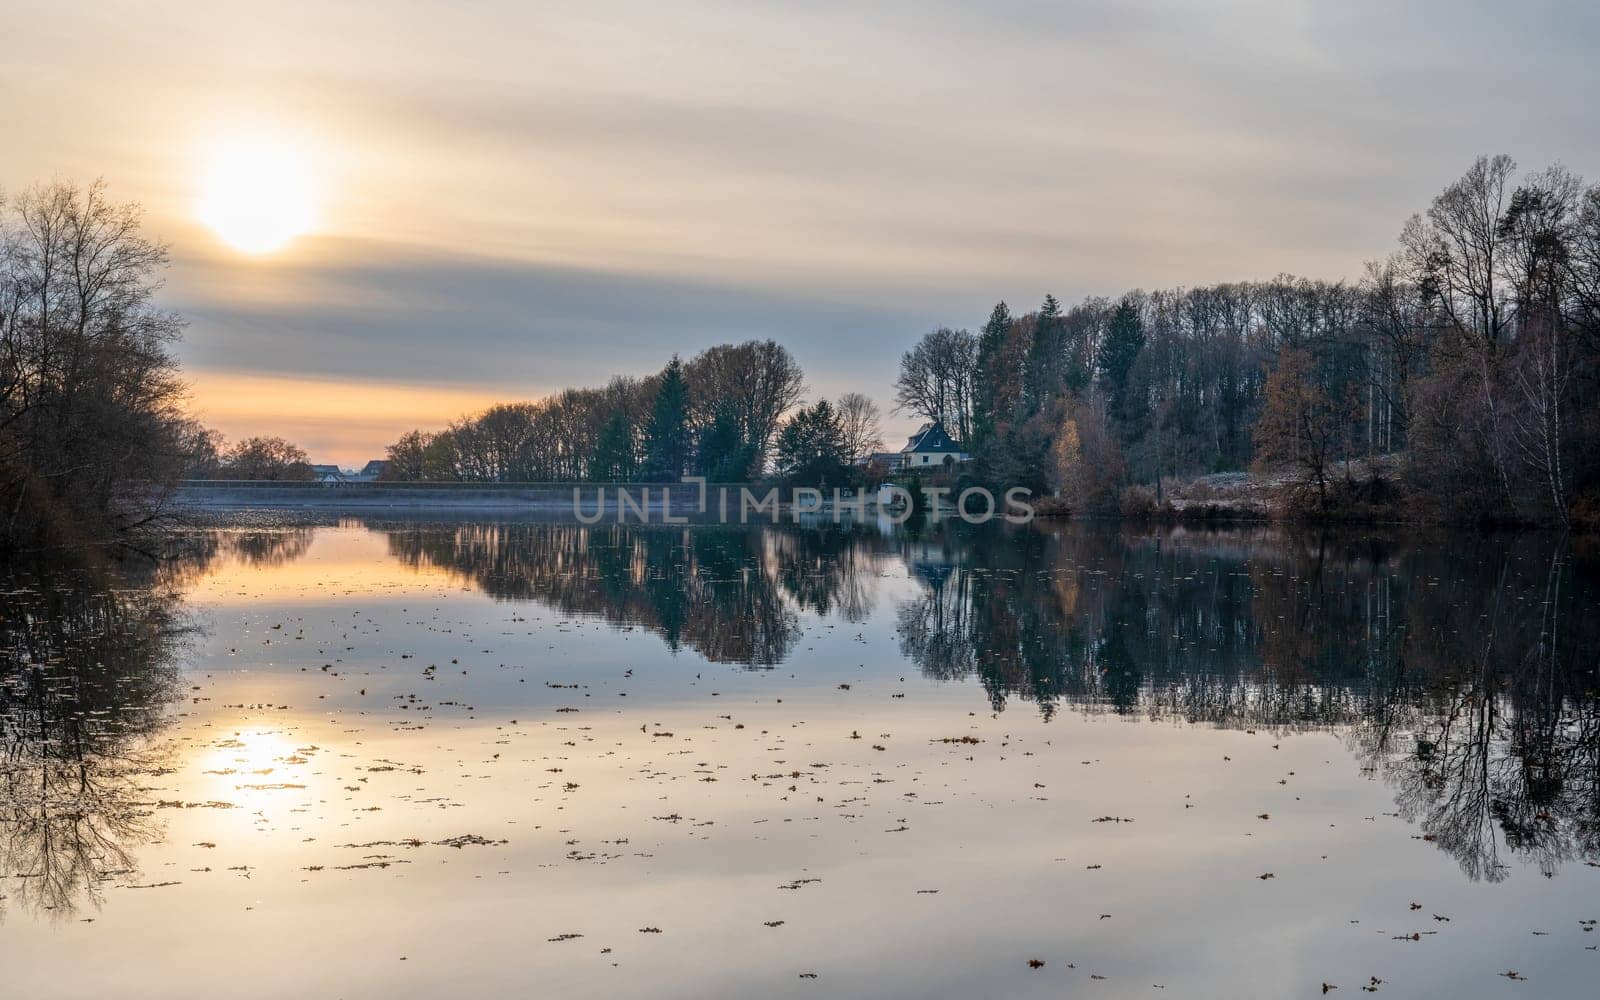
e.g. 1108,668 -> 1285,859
170,480 -> 757,511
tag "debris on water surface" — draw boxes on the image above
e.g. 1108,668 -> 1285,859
7,523 -> 1597,998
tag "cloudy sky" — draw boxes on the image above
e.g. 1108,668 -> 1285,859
4,0 -> 1596,463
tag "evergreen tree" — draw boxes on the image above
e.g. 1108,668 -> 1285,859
1061,307 -> 1094,395
1023,293 -> 1062,412
696,400 -> 755,480
1096,297 -> 1145,426
590,411 -> 635,482
971,301 -> 1012,450
642,356 -> 691,481
774,400 -> 848,487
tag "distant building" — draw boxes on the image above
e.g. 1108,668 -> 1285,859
310,460 -> 388,483
899,421 -> 969,470
856,451 -> 905,473
347,460 -> 389,482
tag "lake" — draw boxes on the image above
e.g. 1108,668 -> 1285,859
2,517 -> 1596,998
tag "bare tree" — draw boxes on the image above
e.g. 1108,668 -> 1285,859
1500,166 -> 1585,526
1571,185 -> 1600,342
1356,256 -> 1429,452
894,327 -> 977,442
835,392 -> 884,465
216,436 -> 315,480
683,339 -> 806,465
1401,155 -> 1518,347
382,430 -> 433,481
1400,155 -> 1520,500
0,180 -> 188,545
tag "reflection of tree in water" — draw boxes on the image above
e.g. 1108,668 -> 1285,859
893,523 -> 1600,880
767,527 -> 881,624
0,530 -> 293,919
151,525 -> 317,588
381,522 -> 893,666
211,526 -> 315,568
0,562 -> 187,920
1349,545 -> 1600,882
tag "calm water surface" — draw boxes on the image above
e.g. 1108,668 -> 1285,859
2,518 -> 1597,998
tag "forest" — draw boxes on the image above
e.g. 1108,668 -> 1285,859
893,156 -> 1600,526
5,155 -> 1599,553
378,154 -> 1600,526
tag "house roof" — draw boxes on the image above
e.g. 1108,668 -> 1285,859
854,451 -> 903,466
901,421 -> 962,454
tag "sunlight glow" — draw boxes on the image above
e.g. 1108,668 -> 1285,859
198,137 -> 317,253
203,728 -> 300,781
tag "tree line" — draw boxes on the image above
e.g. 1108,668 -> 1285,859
377,342 -> 886,487
7,155 -> 1600,550
181,431 -> 319,481
892,155 -> 1600,525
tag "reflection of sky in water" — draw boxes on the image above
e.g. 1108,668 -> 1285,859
1,522 -> 1596,998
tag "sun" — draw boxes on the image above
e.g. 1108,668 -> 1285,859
198,137 -> 316,254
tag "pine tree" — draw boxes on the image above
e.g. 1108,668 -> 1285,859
971,301 -> 1012,450
774,400 -> 848,487
1023,294 -> 1062,412
642,356 -> 691,482
1096,297 -> 1145,426
696,400 -> 753,481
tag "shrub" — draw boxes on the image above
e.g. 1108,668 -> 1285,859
1119,485 -> 1158,520
1033,495 -> 1072,519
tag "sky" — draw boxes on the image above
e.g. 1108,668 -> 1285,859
3,0 -> 1597,464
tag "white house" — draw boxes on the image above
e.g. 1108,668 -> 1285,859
899,421 -> 968,470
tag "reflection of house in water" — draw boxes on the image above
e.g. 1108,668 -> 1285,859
5,519 -> 1594,928
888,525 -> 1600,882
899,536 -> 961,590
327,522 -> 1600,882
